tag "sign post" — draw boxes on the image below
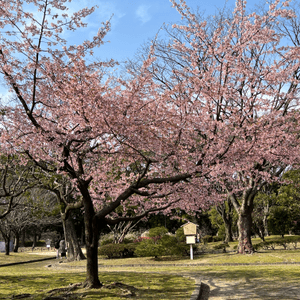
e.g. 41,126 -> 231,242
182,222 -> 199,260
190,244 -> 193,260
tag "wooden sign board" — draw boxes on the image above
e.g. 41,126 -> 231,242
186,236 -> 196,244
182,222 -> 198,236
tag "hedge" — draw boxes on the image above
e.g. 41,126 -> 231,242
213,243 -> 229,253
134,235 -> 190,258
98,243 -> 137,259
253,236 -> 300,251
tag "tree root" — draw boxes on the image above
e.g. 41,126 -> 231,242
105,282 -> 138,297
43,282 -> 84,299
11,294 -> 31,299
81,280 -> 103,289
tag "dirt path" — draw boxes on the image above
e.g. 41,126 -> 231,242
198,276 -> 300,300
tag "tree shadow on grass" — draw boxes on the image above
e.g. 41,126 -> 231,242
0,272 -> 85,299
0,271 -> 194,300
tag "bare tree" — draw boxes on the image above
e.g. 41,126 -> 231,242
0,189 -> 61,255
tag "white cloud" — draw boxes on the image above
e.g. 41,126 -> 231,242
90,2 -> 125,28
135,5 -> 151,24
0,89 -> 14,106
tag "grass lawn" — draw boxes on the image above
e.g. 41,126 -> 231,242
0,251 -> 55,265
95,250 -> 300,300
0,257 -> 195,300
1,239 -> 300,299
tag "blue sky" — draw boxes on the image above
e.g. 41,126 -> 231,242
0,0 -> 244,99
72,0 -> 239,62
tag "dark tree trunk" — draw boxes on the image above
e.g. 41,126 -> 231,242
21,229 -> 25,247
55,184 -> 86,262
263,214 -> 269,237
13,232 -> 20,252
32,232 -> 37,248
79,182 -> 102,288
217,199 -> 234,243
5,240 -> 10,255
253,221 -> 265,241
65,214 -> 86,261
237,207 -> 254,254
224,218 -> 233,243
230,188 -> 256,254
4,235 -> 11,256
0,226 -> 11,255
84,205 -> 101,287
81,226 -> 85,246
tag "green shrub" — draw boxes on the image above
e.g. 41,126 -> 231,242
196,244 -> 208,253
202,235 -> 213,244
213,243 -> 229,253
161,235 -> 190,256
98,243 -> 136,259
148,226 -> 168,238
253,241 -> 276,250
285,236 -> 299,249
134,234 -> 190,258
122,237 -> 135,244
212,236 -> 223,242
175,227 -> 185,243
121,243 -> 136,257
216,225 -> 226,241
134,238 -> 164,258
100,238 -> 114,246
253,236 -> 300,251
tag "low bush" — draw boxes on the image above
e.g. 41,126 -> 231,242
175,227 -> 185,243
99,232 -> 140,246
134,235 -> 190,258
213,243 -> 229,253
134,227 -> 191,258
148,226 -> 169,238
134,238 -> 164,258
100,238 -> 114,246
98,243 -> 137,259
202,235 -> 213,244
253,236 -> 300,251
212,236 -> 223,242
24,241 -> 45,247
122,237 -> 135,244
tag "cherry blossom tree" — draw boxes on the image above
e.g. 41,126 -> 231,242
129,0 -> 300,253
1,0 -> 300,287
0,0 -> 204,287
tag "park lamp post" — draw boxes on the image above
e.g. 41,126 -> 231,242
182,222 -> 199,260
